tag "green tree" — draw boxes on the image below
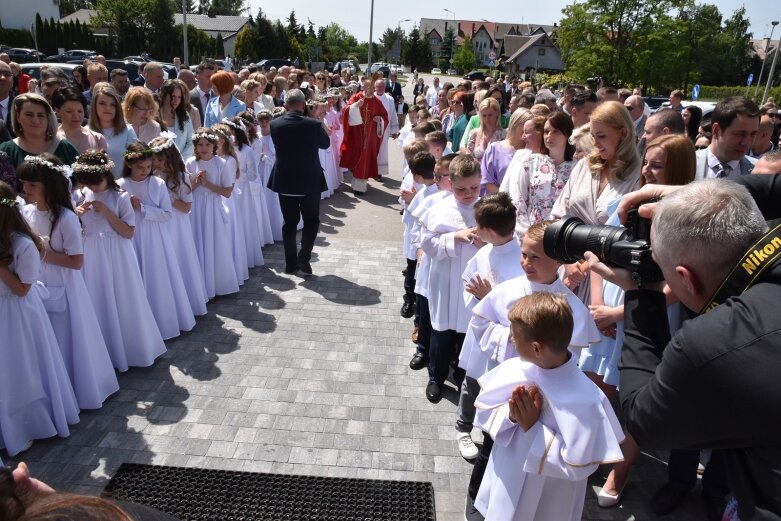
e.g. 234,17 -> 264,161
210,0 -> 246,16
452,37 -> 477,73
439,27 -> 455,69
286,10 -> 304,41
322,23 -> 358,62
403,26 -> 431,71
95,0 -> 175,57
379,27 -> 404,63
59,0 -> 96,18
234,24 -> 260,61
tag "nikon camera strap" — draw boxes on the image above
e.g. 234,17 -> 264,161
700,219 -> 781,315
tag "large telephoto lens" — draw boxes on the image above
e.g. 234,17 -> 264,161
543,216 -> 629,264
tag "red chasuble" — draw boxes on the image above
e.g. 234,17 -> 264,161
339,92 -> 389,180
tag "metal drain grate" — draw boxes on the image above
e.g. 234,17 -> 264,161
102,463 -> 437,521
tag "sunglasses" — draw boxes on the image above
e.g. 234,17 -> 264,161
768,113 -> 779,119
695,145 -> 708,150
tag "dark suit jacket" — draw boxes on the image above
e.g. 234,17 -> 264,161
190,88 -> 205,125
621,174 -> 781,521
385,81 -> 402,104
267,110 -> 330,196
0,119 -> 11,144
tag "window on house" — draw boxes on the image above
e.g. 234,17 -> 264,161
538,48 -> 546,55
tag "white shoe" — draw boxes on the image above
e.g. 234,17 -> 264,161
597,483 -> 626,508
457,432 -> 479,460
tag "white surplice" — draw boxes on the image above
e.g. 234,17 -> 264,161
461,237 -> 524,314
460,275 -> 600,380
411,189 -> 451,299
401,176 -> 430,261
473,356 -> 625,521
420,196 -> 481,332
377,93 -> 399,167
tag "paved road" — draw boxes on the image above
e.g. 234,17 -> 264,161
3,101 -> 708,520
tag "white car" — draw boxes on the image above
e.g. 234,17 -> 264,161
431,67 -> 442,74
446,68 -> 457,76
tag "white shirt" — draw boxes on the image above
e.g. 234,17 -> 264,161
705,147 -> 740,178
425,84 -> 441,109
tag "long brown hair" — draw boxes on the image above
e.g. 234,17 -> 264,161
212,124 -> 240,179
150,136 -> 190,194
16,154 -> 75,239
160,79 -> 191,132
0,181 -> 44,265
641,134 -> 696,187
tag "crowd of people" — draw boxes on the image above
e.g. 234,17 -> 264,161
395,74 -> 780,521
1,48 -> 781,520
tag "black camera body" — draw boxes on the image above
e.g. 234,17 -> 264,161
543,209 -> 664,285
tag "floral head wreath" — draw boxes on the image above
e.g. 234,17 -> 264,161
193,130 -> 219,143
72,155 -> 115,175
221,118 -> 246,134
149,131 -> 178,153
124,148 -> 153,161
23,155 -> 72,180
0,197 -> 18,208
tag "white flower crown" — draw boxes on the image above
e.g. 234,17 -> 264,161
0,197 -> 18,208
149,131 -> 178,153
72,156 -> 115,174
221,118 -> 246,134
23,155 -> 72,180
193,130 -> 219,142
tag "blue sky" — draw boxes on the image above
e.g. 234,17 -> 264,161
250,0 -> 781,43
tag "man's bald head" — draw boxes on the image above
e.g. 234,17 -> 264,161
752,150 -> 781,175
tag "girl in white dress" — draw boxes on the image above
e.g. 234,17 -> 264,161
218,120 -> 266,265
72,149 -> 166,371
325,90 -> 345,181
18,154 -> 119,410
118,141 -> 196,339
0,180 -> 80,456
212,126 -> 249,283
185,128 -> 240,297
150,133 -> 208,316
252,110 -> 283,241
234,113 -> 275,245
308,102 -> 340,198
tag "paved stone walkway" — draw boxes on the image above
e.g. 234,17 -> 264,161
6,224 -> 706,520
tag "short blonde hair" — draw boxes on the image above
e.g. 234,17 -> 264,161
402,138 -> 428,159
569,123 -> 595,155
122,87 -> 158,121
508,292 -> 574,353
449,154 -> 481,181
507,108 -> 532,135
525,219 -> 552,243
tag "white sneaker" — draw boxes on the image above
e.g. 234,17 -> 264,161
457,432 -> 479,460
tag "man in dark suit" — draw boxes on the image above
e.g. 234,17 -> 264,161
0,61 -> 14,139
268,89 -> 330,275
385,72 -> 403,104
189,59 -> 217,126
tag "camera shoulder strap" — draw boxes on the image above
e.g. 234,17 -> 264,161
700,219 -> 781,315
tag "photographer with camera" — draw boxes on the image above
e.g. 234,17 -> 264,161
569,175 -> 781,521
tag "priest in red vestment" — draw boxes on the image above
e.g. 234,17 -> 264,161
339,78 -> 389,194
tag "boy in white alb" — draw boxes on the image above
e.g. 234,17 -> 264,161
420,155 -> 484,403
455,192 -> 523,460
408,154 -> 454,370
473,292 -> 624,521
461,220 -> 600,518
399,139 -> 430,320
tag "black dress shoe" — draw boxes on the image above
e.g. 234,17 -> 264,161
298,259 -> 313,275
409,353 -> 428,370
650,482 -> 691,516
284,264 -> 299,274
400,301 -> 414,318
425,382 -> 442,403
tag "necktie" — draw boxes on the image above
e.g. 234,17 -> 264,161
715,162 -> 733,178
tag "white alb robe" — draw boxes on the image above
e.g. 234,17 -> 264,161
420,196 -> 481,332
460,275 -> 600,379
474,356 -> 624,521
377,92 -> 399,167
461,237 -> 524,315
411,190 -> 451,299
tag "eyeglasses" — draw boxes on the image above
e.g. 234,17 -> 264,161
434,174 -> 450,180
133,105 -> 152,113
768,113 -> 779,119
695,145 -> 708,150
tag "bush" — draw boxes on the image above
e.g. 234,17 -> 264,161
0,28 -> 35,48
698,85 -> 781,103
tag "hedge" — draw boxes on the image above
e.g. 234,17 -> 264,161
0,28 -> 35,48
698,85 -> 781,104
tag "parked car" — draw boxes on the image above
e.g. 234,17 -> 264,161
334,60 -> 357,75
6,48 -> 45,64
656,100 -> 716,121
431,67 -> 442,74
464,70 -> 486,81
258,58 -> 294,70
446,68 -> 458,76
390,64 -> 404,74
104,59 -> 143,82
19,63 -> 78,83
45,49 -> 97,63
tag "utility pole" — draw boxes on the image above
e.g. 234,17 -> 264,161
182,0 -> 189,66
367,0 -> 375,69
756,21 -> 779,99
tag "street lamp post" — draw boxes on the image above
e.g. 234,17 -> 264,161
368,0 -> 375,70
763,22 -> 781,104
756,21 -> 779,99
395,19 -> 410,65
444,9 -> 456,66
182,0 -> 189,66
